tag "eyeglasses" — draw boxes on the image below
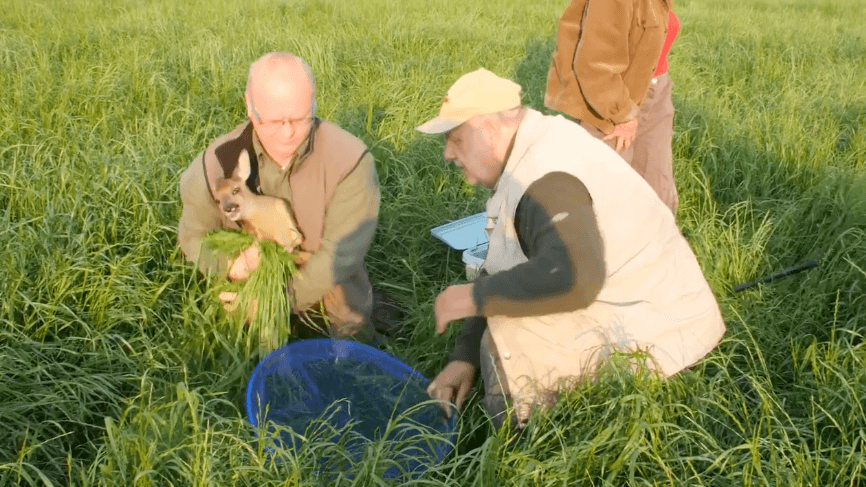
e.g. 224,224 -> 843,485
258,110 -> 313,134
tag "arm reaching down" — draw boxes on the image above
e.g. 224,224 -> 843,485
574,0 -> 640,126
442,171 -> 606,370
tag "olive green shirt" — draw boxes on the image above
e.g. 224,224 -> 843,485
178,123 -> 380,311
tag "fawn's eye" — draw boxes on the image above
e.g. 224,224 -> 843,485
231,187 -> 240,195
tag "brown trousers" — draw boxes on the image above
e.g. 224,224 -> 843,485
292,273 -> 376,343
581,74 -> 679,215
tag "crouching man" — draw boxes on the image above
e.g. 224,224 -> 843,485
417,69 -> 726,427
177,52 -> 381,342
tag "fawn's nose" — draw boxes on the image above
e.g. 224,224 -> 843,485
222,202 -> 237,213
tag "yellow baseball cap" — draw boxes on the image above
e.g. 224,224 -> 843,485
416,68 -> 522,134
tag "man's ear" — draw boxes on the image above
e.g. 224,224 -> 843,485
479,116 -> 501,145
244,91 -> 256,122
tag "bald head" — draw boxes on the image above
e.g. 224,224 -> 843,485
244,53 -> 319,167
245,52 -> 317,123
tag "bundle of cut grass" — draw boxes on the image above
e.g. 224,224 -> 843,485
203,230 -> 306,358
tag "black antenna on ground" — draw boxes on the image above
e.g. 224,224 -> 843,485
732,261 -> 820,294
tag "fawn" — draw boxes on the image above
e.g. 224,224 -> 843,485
214,149 -> 304,255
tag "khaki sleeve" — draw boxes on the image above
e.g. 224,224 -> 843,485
177,152 -> 229,276
574,0 -> 641,126
291,151 -> 380,310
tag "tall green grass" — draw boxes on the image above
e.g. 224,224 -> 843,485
1,0 -> 864,484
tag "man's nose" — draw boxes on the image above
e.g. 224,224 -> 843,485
443,141 -> 455,163
279,120 -> 296,138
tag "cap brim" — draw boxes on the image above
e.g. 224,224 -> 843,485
416,117 -> 463,135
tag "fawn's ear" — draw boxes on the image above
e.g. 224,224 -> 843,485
236,149 -> 251,180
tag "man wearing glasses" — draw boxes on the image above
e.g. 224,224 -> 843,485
178,52 -> 383,342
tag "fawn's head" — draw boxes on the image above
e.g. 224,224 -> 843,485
214,149 -> 254,222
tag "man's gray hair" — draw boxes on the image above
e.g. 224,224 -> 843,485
493,106 -> 524,125
478,106 -> 525,127
245,52 -> 317,122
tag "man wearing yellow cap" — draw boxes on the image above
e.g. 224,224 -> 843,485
418,68 -> 725,427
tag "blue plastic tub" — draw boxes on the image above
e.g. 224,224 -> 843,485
246,339 -> 456,478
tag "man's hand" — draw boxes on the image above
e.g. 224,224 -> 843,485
218,291 -> 258,321
434,284 -> 478,334
603,118 -> 638,152
228,244 -> 261,282
427,360 -> 476,418
293,250 -> 312,266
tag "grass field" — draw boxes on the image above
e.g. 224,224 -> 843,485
2,0 -> 865,485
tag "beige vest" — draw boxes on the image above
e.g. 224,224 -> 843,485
483,110 -> 725,418
201,119 -> 368,252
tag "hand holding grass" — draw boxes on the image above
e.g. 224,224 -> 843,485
220,243 -> 311,314
203,230 -> 307,356
227,243 -> 312,283
218,244 -> 261,316
433,284 -> 478,334
227,244 -> 261,281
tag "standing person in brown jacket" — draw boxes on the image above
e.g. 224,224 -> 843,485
177,52 -> 385,343
545,0 -> 680,215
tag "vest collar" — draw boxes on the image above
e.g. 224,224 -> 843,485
493,108 -> 546,194
485,109 -> 550,246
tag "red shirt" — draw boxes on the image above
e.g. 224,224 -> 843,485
654,10 -> 680,77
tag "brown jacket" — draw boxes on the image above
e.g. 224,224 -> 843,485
178,119 -> 380,315
544,0 -> 671,134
